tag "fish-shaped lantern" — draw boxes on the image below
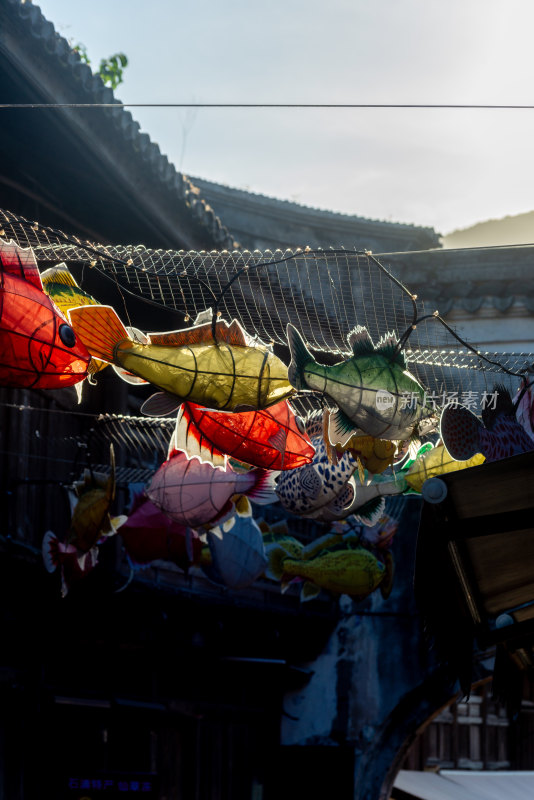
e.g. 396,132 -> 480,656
40,264 -> 147,388
274,414 -> 360,518
267,538 -> 386,602
40,263 -> 104,368
286,323 -> 430,443
41,446 -> 124,596
203,497 -> 268,590
42,533 -> 100,598
307,469 -> 408,526
146,448 -> 279,528
118,492 -> 202,571
515,376 -> 534,441
440,384 -> 534,463
68,304 -> 294,412
66,446 -> 122,552
166,399 -> 315,471
329,426 -> 399,476
404,443 -> 485,493
40,263 -> 131,401
0,240 -> 90,389
359,512 -> 399,551
259,519 -> 305,560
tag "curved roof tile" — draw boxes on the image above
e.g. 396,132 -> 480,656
5,0 -> 238,250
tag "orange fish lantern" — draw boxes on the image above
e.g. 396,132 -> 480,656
164,399 -> 315,471
0,240 -> 90,388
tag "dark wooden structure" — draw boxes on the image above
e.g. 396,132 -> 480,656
414,450 -> 534,697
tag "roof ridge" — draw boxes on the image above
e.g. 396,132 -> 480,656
190,175 -> 440,235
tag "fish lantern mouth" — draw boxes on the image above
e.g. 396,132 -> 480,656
59,323 -> 76,348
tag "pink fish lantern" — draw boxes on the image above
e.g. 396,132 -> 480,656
441,383 -> 534,463
119,492 -> 202,570
146,449 -> 278,528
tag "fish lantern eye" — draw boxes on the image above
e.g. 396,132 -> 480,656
59,323 -> 76,348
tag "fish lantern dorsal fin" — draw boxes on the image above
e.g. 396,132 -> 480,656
375,331 -> 406,367
40,263 -> 81,290
347,325 -> 375,357
0,240 -> 43,291
193,308 -> 214,325
147,317 -> 249,348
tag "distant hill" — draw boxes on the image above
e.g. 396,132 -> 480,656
442,210 -> 534,248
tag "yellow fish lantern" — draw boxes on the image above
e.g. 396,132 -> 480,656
334,432 -> 399,476
259,519 -> 305,562
267,539 -> 386,602
39,264 -> 149,399
404,443 -> 485,493
68,305 -> 294,412
41,445 -> 124,597
324,409 -> 399,477
40,265 -> 109,386
67,444 -> 121,552
41,264 -> 101,321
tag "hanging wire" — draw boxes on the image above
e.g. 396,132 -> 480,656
1,207 -> 533,418
5,102 -> 534,110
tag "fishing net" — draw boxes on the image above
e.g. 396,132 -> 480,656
0,206 -> 532,421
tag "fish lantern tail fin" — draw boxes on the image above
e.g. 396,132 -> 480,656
286,324 -> 314,390
246,468 -> 280,505
264,543 -> 291,581
68,305 -> 130,363
42,531 -> 59,573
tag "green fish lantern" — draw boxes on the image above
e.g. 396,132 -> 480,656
286,323 -> 430,444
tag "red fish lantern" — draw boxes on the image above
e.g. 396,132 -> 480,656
166,399 -> 315,470
0,240 -> 90,388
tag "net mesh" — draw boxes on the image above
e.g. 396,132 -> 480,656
1,206 -> 532,418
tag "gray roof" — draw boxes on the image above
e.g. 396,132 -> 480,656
1,0 -> 440,254
0,0 -> 237,250
377,244 -> 534,312
192,175 -> 442,252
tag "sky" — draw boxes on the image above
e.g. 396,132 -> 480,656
36,0 -> 534,236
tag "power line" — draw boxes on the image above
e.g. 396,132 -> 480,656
3,103 -> 534,110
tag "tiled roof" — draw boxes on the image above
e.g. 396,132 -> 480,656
377,245 -> 534,310
3,0 -> 238,250
192,175 -> 439,235
191,175 -> 441,252
3,1 -> 442,254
